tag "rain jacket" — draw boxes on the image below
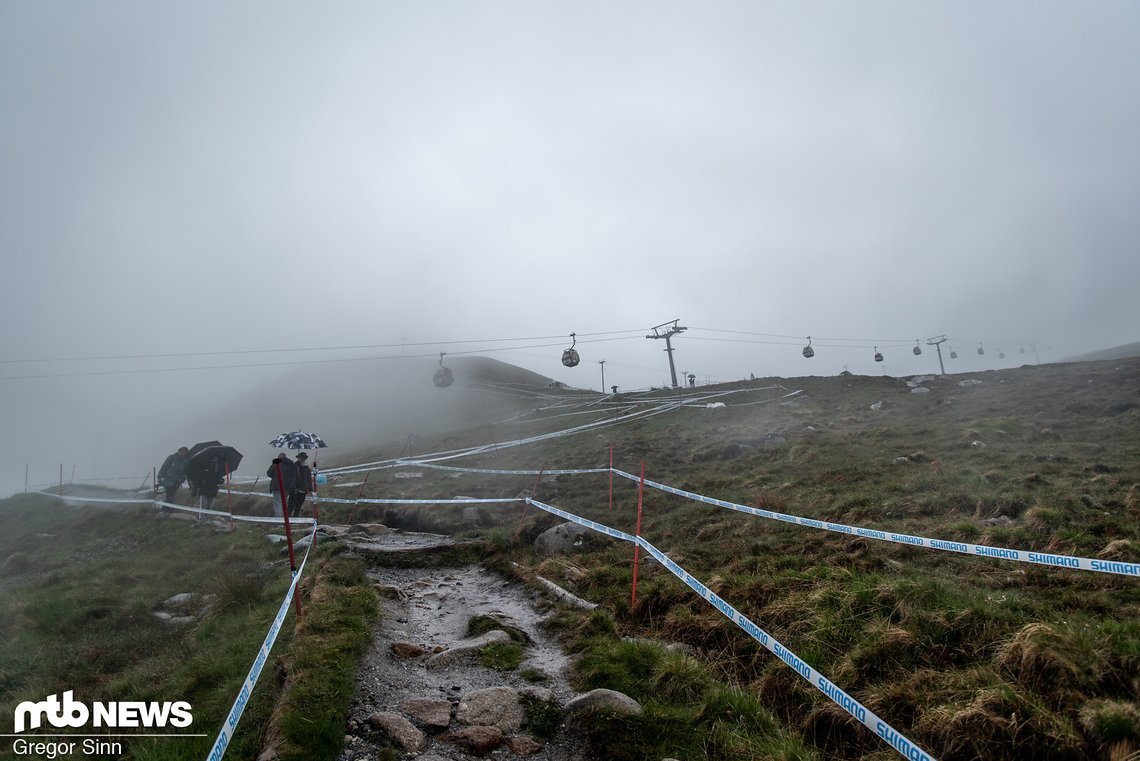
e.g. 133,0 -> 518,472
158,452 -> 190,490
295,462 -> 313,495
267,457 -> 298,494
187,455 -> 225,499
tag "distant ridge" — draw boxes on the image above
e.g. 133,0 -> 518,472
1063,342 -> 1140,363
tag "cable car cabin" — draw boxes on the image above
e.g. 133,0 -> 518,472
802,345 -> 815,358
950,350 -> 958,359
433,367 -> 454,388
913,341 -> 922,356
977,345 -> 985,355
561,348 -> 580,367
874,348 -> 884,362
999,351 -> 1006,358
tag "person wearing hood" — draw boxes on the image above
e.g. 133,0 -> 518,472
157,446 -> 190,505
289,451 -> 314,518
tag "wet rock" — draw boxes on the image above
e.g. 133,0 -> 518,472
391,642 -> 428,658
534,522 -> 596,555
910,386 -> 931,394
564,688 -> 643,716
368,711 -> 425,752
508,735 -> 544,755
400,697 -> 452,729
373,583 -> 408,601
456,686 -> 524,733
445,725 -> 505,755
424,629 -> 512,669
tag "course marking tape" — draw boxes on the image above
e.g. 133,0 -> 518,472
31,490 -> 152,505
206,524 -> 317,761
397,461 -> 608,477
217,492 -> 526,508
610,470 -> 1140,579
525,498 -> 934,761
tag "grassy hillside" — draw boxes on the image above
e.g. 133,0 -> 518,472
328,357 -> 1140,760
2,357 -> 1137,760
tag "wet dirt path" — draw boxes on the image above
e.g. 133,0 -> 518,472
339,533 -> 589,761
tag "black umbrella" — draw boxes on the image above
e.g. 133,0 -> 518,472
187,443 -> 243,475
269,431 -> 328,450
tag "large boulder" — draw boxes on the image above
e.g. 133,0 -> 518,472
534,522 -> 598,555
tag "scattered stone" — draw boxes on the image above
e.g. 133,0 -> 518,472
870,401 -> 883,411
762,433 -> 786,446
400,698 -> 452,729
564,688 -> 643,716
893,457 -> 911,465
373,583 -> 408,601
456,686 -> 524,733
425,630 -> 512,670
369,711 -> 426,752
507,735 -> 544,755
971,440 -> 987,448
981,516 -> 1014,527
444,725 -> 505,755
391,642 -> 428,658
958,379 -> 984,387
264,534 -> 288,544
1097,539 -> 1135,560
910,386 -> 931,394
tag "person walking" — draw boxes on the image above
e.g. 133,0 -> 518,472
289,451 -> 313,518
267,452 -> 297,519
156,446 -> 190,512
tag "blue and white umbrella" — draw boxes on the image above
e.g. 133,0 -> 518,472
269,431 -> 328,450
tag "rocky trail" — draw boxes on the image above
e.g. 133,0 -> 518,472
335,529 -> 637,761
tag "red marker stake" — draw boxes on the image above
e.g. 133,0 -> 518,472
275,462 -> 303,618
631,461 -> 645,606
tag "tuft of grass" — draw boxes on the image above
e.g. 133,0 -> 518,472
478,641 -> 524,671
272,552 -> 379,761
521,693 -> 563,738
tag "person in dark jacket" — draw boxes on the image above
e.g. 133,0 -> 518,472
267,453 -> 297,518
187,453 -> 225,515
157,447 -> 190,506
289,451 -> 314,518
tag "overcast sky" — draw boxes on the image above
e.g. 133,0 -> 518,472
2,2 -> 1138,494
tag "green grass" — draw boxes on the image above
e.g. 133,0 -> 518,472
5,358 -> 1140,760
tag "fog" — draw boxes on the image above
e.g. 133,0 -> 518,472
3,2 -> 1139,496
